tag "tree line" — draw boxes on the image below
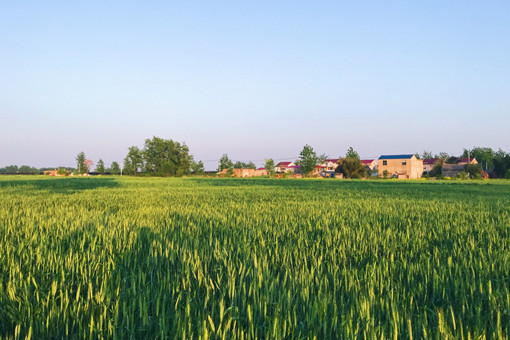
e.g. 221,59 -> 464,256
3,139 -> 510,179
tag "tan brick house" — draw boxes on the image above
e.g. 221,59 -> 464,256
378,154 -> 423,179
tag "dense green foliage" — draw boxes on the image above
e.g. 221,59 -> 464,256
95,159 -> 105,175
299,144 -> 325,176
191,160 -> 205,175
335,157 -> 367,178
218,154 -> 234,173
335,147 -> 367,179
264,159 -> 276,176
76,152 -> 88,174
462,147 -> 510,177
233,161 -> 256,170
109,161 -> 121,175
0,165 -> 40,174
142,137 -> 192,176
1,177 -> 509,338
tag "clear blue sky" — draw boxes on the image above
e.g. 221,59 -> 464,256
1,1 -> 509,170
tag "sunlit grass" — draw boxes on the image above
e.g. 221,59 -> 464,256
1,176 -> 509,338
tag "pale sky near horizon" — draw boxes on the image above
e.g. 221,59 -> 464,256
1,1 -> 509,170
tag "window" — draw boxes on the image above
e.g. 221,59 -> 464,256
402,161 -> 407,165
383,160 -> 387,166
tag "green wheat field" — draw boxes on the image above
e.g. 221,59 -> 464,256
1,176 -> 509,339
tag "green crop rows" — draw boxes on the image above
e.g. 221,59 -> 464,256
1,176 -> 509,339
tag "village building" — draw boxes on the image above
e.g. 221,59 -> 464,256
423,159 -> 439,173
275,162 -> 295,173
441,158 -> 478,177
361,159 -> 377,171
321,159 -> 339,172
232,168 -> 269,177
456,158 -> 478,165
43,169 -> 59,176
289,165 -> 302,174
43,169 -> 72,176
378,154 -> 423,179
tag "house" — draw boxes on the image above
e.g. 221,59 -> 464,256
43,169 -> 71,176
321,159 -> 339,172
232,168 -> 269,177
361,159 -> 377,171
378,154 -> 423,179
442,158 -> 478,177
457,158 -> 478,165
275,162 -> 295,173
43,169 -> 59,176
441,164 -> 465,177
423,159 -> 439,174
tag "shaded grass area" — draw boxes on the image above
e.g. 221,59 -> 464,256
0,176 -> 119,195
0,177 -> 509,338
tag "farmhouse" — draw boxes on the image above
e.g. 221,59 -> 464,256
361,159 -> 377,171
233,168 -> 269,177
275,162 -> 295,173
43,169 -> 72,176
378,154 -> 423,179
423,159 -> 439,173
321,159 -> 339,172
457,158 -> 478,165
442,158 -> 478,177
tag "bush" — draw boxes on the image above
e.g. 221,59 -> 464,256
57,168 -> 69,176
506,169 -> 510,179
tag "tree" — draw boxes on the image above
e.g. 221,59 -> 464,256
126,146 -> 143,175
335,147 -> 367,179
435,152 -> 450,160
422,150 -> 433,159
76,152 -> 87,174
299,144 -> 320,176
142,136 -> 192,176
96,159 -> 105,175
464,163 -> 482,179
447,156 -> 460,164
110,161 -> 121,175
346,147 -> 359,159
233,161 -> 245,169
57,168 -> 69,176
18,165 -> 38,174
191,160 -> 205,175
493,150 -> 510,178
233,161 -> 256,169
123,156 -> 133,175
462,147 -> 495,171
218,154 -> 233,172
264,158 -> 275,176
429,161 -> 444,177
84,159 -> 93,173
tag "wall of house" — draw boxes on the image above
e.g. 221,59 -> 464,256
423,164 -> 435,172
232,168 -> 269,177
378,157 -> 423,179
362,161 -> 377,170
442,164 -> 464,177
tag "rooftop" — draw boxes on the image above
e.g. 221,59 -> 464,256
379,154 -> 415,160
423,158 -> 438,165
